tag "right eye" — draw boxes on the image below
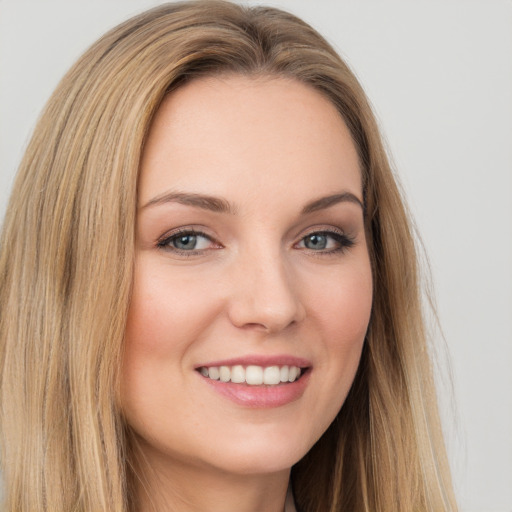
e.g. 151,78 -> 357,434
157,229 -> 219,255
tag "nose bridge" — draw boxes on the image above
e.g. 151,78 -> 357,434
227,239 -> 304,332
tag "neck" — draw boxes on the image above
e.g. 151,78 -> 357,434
130,441 -> 291,512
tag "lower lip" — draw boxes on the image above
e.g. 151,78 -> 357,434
200,370 -> 311,408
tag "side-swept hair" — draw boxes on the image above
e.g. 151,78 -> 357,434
0,1 -> 457,511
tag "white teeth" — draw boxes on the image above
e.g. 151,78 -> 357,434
246,365 -> 263,385
263,366 -> 281,385
199,364 -> 304,386
208,367 -> 220,380
288,366 -> 299,382
231,365 -> 245,383
219,366 -> 230,382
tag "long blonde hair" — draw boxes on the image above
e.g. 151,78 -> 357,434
0,2 -> 457,511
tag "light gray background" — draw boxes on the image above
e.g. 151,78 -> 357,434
1,1 -> 511,511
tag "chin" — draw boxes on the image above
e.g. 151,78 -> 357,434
198,427 -> 318,476
206,449 -> 304,477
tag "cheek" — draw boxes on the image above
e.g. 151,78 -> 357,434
120,259 -> 217,418
308,260 -> 372,392
311,262 -> 373,344
289,260 -> 372,446
123,258 -> 220,358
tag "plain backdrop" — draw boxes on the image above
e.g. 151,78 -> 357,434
1,1 -> 511,511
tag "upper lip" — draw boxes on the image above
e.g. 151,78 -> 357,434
195,354 -> 312,369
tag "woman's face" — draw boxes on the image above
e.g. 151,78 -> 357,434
121,75 -> 373,477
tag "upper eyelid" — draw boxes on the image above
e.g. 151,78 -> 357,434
157,225 -> 348,240
155,224 -> 353,249
295,225 -> 347,239
298,229 -> 344,239
295,230 -> 349,245
157,226 -> 214,243
156,230 -> 216,253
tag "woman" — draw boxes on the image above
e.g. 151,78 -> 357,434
0,1 -> 457,511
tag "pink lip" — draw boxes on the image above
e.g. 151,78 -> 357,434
195,354 -> 312,408
195,354 -> 312,369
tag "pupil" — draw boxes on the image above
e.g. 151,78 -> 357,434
174,235 -> 196,250
306,234 -> 327,250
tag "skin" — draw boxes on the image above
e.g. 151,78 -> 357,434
121,75 -> 373,512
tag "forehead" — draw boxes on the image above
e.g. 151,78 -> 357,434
139,75 -> 362,208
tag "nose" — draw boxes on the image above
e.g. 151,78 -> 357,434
226,248 -> 306,334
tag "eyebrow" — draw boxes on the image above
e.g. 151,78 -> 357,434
141,191 -> 235,214
301,192 -> 364,214
141,190 -> 363,215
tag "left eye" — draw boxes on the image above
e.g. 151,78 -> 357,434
296,231 -> 352,252
159,232 -> 213,251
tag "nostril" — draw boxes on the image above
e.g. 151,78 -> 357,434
239,322 -> 274,331
225,258 -> 306,332
227,290 -> 305,333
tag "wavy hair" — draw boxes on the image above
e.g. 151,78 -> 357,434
0,1 -> 457,511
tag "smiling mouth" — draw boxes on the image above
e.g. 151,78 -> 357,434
197,364 -> 307,386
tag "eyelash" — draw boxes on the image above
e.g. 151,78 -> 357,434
157,228 -> 218,256
295,229 -> 355,256
156,227 -> 355,257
